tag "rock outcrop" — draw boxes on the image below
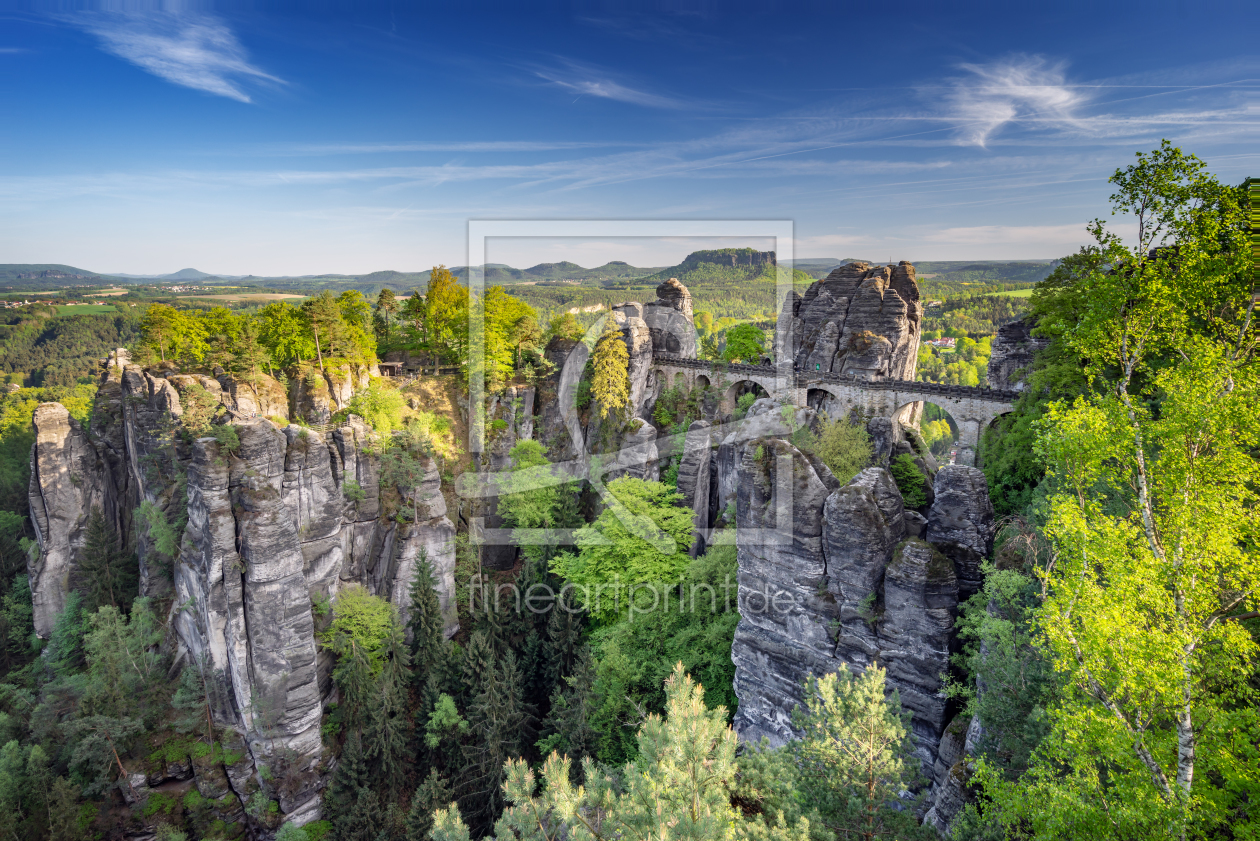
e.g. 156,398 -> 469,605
926,466 -> 995,601
642,278 -> 697,358
780,261 -> 922,381
27,358 -> 459,827
732,454 -> 969,809
26,403 -> 112,636
675,420 -> 711,556
987,316 -> 1048,391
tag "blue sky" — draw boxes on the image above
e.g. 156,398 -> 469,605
1,2 -> 1257,276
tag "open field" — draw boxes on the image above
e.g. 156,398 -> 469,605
93,288 -> 129,296
995,288 -> 1036,298
54,304 -> 118,315
178,292 -> 307,303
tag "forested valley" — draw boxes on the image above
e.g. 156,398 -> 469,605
0,143 -> 1253,841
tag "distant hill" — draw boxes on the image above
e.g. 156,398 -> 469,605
163,268 -> 216,280
0,264 -> 101,280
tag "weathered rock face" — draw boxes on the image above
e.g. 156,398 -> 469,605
177,421 -> 324,818
731,438 -> 839,746
987,316 -> 1048,391
611,309 -> 655,419
783,261 -> 922,381
605,419 -> 660,483
478,386 -> 539,571
28,358 -> 459,827
714,399 -> 817,516
289,364 -> 373,424
642,278 -> 697,358
26,403 -> 112,636
219,372 -> 289,419
926,466 -> 995,601
537,336 -> 585,463
732,457 -> 966,808
675,420 -> 711,556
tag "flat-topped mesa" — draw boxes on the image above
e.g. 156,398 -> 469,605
779,260 -> 922,382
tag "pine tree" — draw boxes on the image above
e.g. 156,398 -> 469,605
591,317 -> 630,419
77,506 -> 136,612
405,769 -> 451,841
376,289 -> 398,345
458,651 -> 527,834
407,549 -> 445,680
365,621 -> 412,796
538,645 -> 600,774
335,786 -> 382,841
333,637 -> 378,736
459,630 -> 495,706
544,590 -> 584,690
325,731 -> 368,820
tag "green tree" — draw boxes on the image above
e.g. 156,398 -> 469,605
365,620 -> 412,796
980,143 -> 1257,840
553,478 -> 694,624
406,769 -> 451,841
545,312 -> 584,343
141,304 -> 206,365
435,664 -> 815,841
889,454 -> 927,508
258,301 -> 316,370
722,322 -> 765,363
77,506 -> 137,612
788,665 -> 932,841
590,318 -> 629,420
425,267 -> 469,363
408,548 -> 447,679
376,288 -> 398,345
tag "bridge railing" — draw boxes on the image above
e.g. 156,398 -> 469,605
652,353 -> 1018,403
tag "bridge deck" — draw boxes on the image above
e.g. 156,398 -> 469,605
652,354 -> 1019,403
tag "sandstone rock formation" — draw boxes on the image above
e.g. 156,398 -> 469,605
780,261 -> 922,381
731,451 -> 971,812
987,316 -> 1049,391
642,278 -> 697,358
926,466 -> 995,601
27,358 -> 458,827
675,420 -> 711,556
26,403 -> 112,636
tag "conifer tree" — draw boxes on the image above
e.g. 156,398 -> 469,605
591,317 -> 630,419
538,645 -> 601,774
77,506 -> 136,612
458,651 -> 527,834
325,731 -> 368,820
376,288 -> 398,345
405,769 -> 451,841
407,549 -> 445,680
460,630 -> 495,706
333,637 -> 377,736
334,786 -> 381,841
366,621 -> 412,795
544,590 -> 584,690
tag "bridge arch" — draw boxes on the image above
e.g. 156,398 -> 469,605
721,379 -> 771,414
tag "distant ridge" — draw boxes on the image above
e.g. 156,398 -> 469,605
0,263 -> 100,280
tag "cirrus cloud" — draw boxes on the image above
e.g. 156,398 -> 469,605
78,13 -> 283,103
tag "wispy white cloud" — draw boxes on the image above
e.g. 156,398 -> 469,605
77,14 -> 283,103
941,55 -> 1087,147
0,47 -> 30,54
530,58 -> 687,109
262,140 -> 641,155
923,223 -> 1092,246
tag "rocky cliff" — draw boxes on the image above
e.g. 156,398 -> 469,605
730,429 -> 998,819
987,316 -> 1049,391
25,355 -> 458,827
779,261 -> 922,382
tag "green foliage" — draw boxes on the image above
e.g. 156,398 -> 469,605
0,305 -> 140,387
136,499 -> 181,558
590,318 -> 629,419
78,505 -> 138,612
978,144 -> 1258,839
890,454 -> 927,507
722,322 -> 766,363
734,391 -> 758,419
586,544 -> 740,764
795,417 -> 871,485
322,584 -> 396,669
788,665 -> 933,841
178,383 -> 221,437
553,478 -> 694,623
438,664 -> 815,841
341,472 -> 366,504
651,382 -> 705,433
343,378 -> 406,436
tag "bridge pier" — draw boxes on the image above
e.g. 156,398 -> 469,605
955,418 -> 982,466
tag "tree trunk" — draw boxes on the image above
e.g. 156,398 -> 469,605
313,325 -> 325,372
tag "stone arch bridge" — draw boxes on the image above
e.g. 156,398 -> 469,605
651,354 -> 1018,466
